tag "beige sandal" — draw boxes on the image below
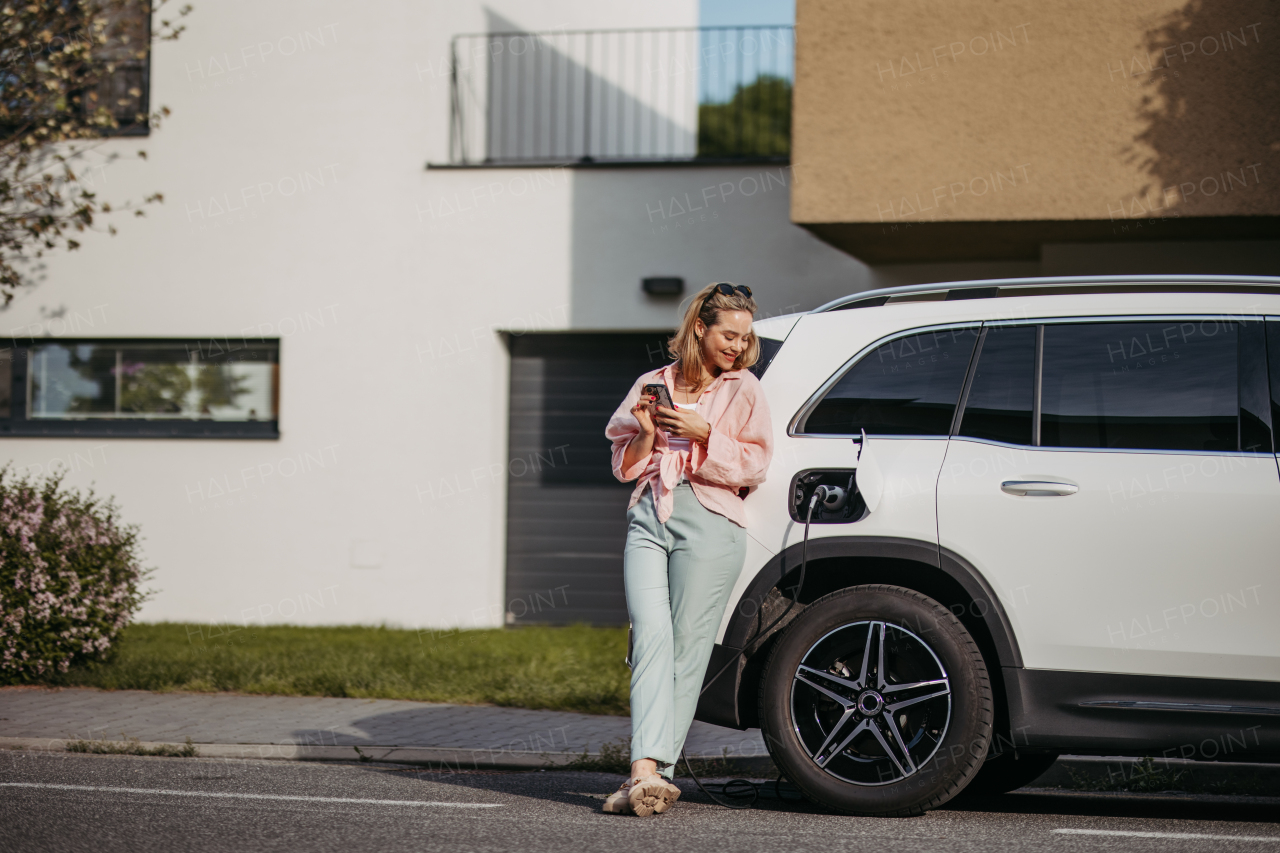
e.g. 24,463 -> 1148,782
627,773 -> 681,816
602,778 -> 636,814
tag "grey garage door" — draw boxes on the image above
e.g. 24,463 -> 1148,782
505,332 -> 672,625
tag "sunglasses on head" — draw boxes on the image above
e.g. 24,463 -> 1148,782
702,282 -> 752,309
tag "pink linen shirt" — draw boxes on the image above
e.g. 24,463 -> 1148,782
605,363 -> 773,528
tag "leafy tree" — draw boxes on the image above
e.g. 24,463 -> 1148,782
697,74 -> 791,159
0,0 -> 191,305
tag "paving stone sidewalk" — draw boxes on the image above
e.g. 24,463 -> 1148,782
0,687 -> 767,768
4,687 -> 1278,793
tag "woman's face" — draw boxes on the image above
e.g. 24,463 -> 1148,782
696,309 -> 753,373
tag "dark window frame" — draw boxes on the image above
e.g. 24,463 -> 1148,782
0,338 -> 280,439
1238,319 -> 1271,453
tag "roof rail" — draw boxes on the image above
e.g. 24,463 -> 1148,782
813,275 -> 1280,313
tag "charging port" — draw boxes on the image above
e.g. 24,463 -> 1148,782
789,469 -> 865,524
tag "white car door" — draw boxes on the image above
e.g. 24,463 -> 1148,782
937,317 -> 1280,683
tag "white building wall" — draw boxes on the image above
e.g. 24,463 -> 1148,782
567,165 -> 865,326
0,0 -> 877,628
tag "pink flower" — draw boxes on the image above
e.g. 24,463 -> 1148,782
0,469 -> 142,679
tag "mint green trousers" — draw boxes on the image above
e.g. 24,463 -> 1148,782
624,483 -> 747,778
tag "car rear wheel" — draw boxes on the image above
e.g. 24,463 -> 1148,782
758,584 -> 993,816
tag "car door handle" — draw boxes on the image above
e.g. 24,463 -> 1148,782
1000,480 -> 1079,497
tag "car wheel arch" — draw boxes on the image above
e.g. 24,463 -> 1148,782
703,537 -> 1023,730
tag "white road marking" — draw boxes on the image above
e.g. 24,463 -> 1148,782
0,782 -> 503,808
1054,829 -> 1280,842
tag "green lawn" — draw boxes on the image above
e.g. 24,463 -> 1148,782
47,622 -> 631,716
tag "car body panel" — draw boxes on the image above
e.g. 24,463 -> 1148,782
938,437 -> 1280,681
730,288 -> 1280,680
716,437 -> 947,644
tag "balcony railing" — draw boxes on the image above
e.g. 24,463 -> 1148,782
447,26 -> 794,165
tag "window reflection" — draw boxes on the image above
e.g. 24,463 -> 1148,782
29,343 -> 278,421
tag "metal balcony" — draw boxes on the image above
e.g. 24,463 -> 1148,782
447,26 -> 794,165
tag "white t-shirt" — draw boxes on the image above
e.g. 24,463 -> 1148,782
666,402 -> 698,456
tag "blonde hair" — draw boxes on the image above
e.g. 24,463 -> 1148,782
667,282 -> 759,389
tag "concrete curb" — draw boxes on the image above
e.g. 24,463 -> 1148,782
4,736 -> 1276,791
1,736 -> 585,770
0,736 -> 777,774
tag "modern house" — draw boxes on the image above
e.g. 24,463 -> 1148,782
1,0 -> 1275,629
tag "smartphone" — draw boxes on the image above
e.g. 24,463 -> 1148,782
642,383 -> 675,410
641,383 -> 675,414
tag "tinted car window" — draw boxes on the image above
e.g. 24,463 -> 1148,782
804,327 -> 978,435
1041,321 -> 1237,451
749,337 -> 784,380
959,325 -> 1036,446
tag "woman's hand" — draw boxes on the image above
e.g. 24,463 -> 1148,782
622,396 -> 659,474
630,397 -> 657,437
655,406 -> 711,445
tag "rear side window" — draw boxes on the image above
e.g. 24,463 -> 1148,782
1040,321 -> 1239,452
958,325 -> 1036,446
803,327 -> 978,436
749,337 -> 784,380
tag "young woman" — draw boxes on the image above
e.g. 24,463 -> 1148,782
601,282 -> 774,816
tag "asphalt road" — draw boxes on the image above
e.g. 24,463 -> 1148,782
2,751 -> 1278,853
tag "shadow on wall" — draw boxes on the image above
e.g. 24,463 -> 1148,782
479,9 -> 696,161
1129,0 -> 1279,220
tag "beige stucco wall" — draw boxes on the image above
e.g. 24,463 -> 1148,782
792,0 -> 1279,232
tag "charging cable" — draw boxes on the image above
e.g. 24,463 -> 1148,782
678,486 -> 828,808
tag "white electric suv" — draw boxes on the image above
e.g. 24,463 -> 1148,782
694,275 -> 1280,816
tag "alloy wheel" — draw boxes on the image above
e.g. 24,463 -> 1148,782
790,620 -> 952,785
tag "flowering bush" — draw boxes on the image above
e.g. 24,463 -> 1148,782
0,466 -> 147,681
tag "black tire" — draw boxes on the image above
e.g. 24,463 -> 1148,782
960,751 -> 1059,796
758,584 -> 993,816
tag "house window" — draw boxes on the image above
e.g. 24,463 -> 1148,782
91,1 -> 151,135
1,340 -> 279,438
